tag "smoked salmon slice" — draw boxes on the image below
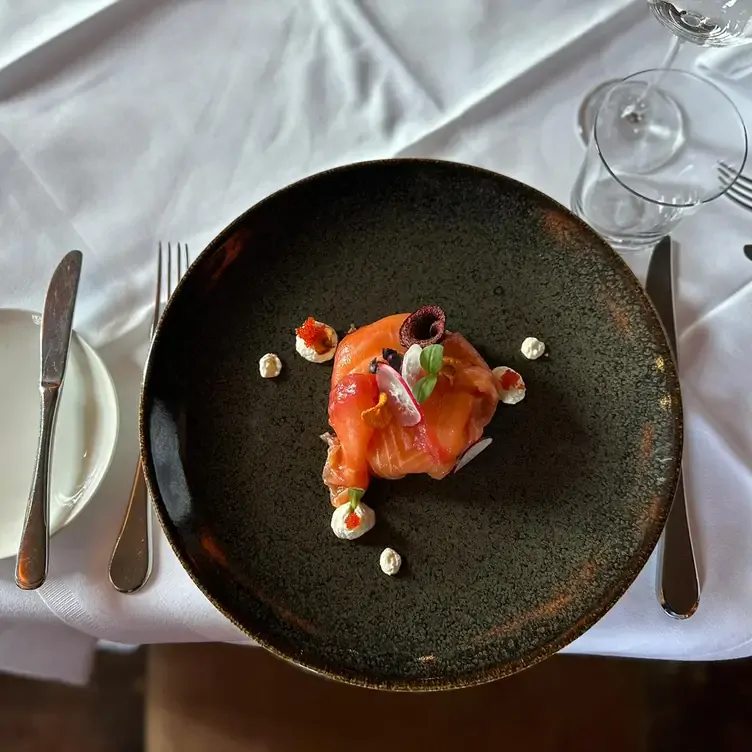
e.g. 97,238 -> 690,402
322,310 -> 502,506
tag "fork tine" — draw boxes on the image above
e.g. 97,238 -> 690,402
725,188 -> 752,213
723,174 -> 752,201
722,177 -> 752,197
718,163 -> 752,211
719,161 -> 748,179
726,172 -> 752,197
155,242 -> 189,312
724,179 -> 752,209
726,186 -> 752,209
150,242 -> 163,337
719,163 -> 752,190
167,241 -> 173,300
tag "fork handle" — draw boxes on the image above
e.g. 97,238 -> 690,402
108,457 -> 152,593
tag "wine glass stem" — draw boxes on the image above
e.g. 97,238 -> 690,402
629,36 -> 684,115
659,34 -> 683,71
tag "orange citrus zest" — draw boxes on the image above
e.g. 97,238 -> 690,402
361,392 -> 391,429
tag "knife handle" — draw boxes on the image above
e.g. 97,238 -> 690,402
16,385 -> 60,590
657,469 -> 700,619
108,457 -> 152,594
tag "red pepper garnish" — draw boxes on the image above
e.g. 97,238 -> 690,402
345,512 -> 360,530
500,369 -> 522,391
296,317 -> 332,353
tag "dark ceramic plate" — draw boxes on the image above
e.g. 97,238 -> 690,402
141,159 -> 681,691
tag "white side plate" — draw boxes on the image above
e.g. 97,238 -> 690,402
0,309 -> 119,559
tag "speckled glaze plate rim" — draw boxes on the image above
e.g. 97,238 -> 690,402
140,158 -> 682,691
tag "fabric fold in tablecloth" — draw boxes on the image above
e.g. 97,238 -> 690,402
0,0 -> 120,76
0,621 -> 95,685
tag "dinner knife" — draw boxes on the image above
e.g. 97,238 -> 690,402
645,236 -> 700,619
15,251 -> 83,590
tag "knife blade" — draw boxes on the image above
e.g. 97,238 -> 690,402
15,250 -> 83,590
645,236 -> 699,619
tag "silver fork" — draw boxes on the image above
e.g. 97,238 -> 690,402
108,242 -> 189,593
719,162 -> 752,212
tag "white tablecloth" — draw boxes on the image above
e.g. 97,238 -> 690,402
2,0 -> 752,684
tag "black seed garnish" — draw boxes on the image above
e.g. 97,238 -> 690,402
382,348 -> 403,372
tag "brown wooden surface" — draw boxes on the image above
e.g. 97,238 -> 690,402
1,643 -> 751,750
0,649 -> 144,752
146,644 -> 647,752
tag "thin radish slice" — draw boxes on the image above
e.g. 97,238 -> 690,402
454,437 -> 493,473
401,343 -> 423,391
376,363 -> 423,426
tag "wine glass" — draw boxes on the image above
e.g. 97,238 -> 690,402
576,1 -> 752,156
571,69 -> 747,252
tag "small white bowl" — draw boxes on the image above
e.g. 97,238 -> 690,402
0,309 -> 119,560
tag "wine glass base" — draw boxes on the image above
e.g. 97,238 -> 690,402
576,80 -> 687,173
576,80 -> 620,144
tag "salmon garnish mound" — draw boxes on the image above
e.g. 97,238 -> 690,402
322,312 -> 501,506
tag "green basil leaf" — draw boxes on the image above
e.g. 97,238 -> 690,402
420,344 -> 444,375
413,374 -> 438,404
348,488 -> 365,512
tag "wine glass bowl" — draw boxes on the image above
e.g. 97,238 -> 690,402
648,1 -> 752,47
571,69 -> 748,252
